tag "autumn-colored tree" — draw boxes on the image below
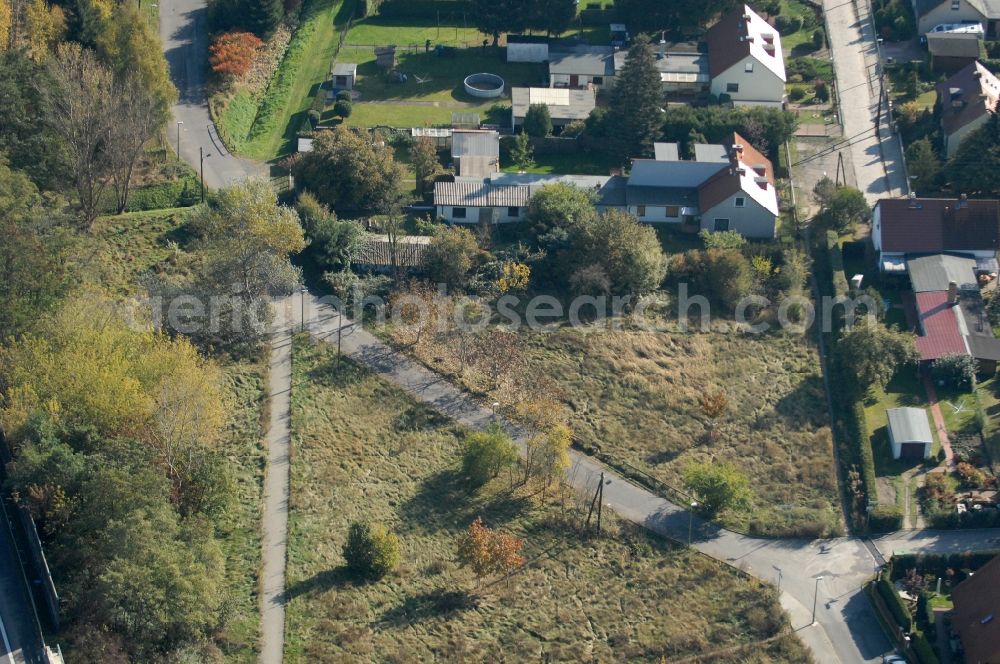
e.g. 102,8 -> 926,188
525,423 -> 572,493
456,517 -> 525,587
209,31 -> 262,81
410,135 -> 441,195
473,328 -> 524,389
24,0 -> 65,60
0,1 -> 11,49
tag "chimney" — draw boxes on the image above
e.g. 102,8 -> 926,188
974,69 -> 983,79
908,192 -> 919,208
948,281 -> 959,305
958,192 -> 968,208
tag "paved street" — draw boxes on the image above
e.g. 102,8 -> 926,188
822,0 -> 909,203
159,0 -> 265,189
0,504 -> 46,664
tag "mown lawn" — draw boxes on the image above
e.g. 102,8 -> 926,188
232,0 -> 349,160
499,151 -> 621,175
395,320 -> 841,538
864,371 -> 939,478
285,337 -> 811,663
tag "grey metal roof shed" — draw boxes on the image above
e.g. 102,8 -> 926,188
887,407 -> 934,460
906,254 -> 978,292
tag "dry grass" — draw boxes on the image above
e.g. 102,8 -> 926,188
394,318 -> 841,538
284,337 -> 811,663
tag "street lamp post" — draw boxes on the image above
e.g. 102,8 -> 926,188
491,402 -> 500,420
176,121 -> 184,160
811,576 -> 824,626
688,501 -> 698,545
300,285 -> 307,332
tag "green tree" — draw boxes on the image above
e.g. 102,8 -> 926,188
527,0 -> 576,35
471,0 -> 528,45
608,34 -> 663,160
342,522 -> 401,580
683,462 -> 753,516
818,185 -> 868,232
526,182 -> 598,244
947,111 -> 1000,194
0,50 -> 68,191
410,136 -> 441,196
462,424 -> 519,487
525,423 -> 571,492
906,137 -> 940,194
836,319 -> 918,391
0,161 -> 73,338
511,131 -> 536,172
333,98 -> 352,118
931,353 -> 976,392
565,209 -> 668,295
246,0 -> 284,37
189,178 -> 306,302
95,4 -> 177,126
523,103 -> 552,137
424,226 -> 481,289
295,191 -> 363,273
294,126 -> 406,213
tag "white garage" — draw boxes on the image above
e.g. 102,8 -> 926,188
887,407 -> 934,460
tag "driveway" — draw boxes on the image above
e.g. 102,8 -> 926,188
159,0 -> 265,189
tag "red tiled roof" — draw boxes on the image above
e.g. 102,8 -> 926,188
914,291 -> 969,360
876,198 -> 1000,253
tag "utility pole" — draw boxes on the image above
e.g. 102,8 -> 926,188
811,576 -> 824,625
835,151 -> 846,187
585,473 -> 602,531
199,147 -> 205,203
300,285 -> 306,333
688,501 -> 698,545
596,472 -> 604,534
176,121 -> 183,161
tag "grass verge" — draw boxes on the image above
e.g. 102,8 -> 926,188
285,336 -> 811,662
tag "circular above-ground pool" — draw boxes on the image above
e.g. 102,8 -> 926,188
463,73 -> 505,98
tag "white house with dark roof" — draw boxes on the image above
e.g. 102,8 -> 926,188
937,61 -> 1000,157
705,5 -> 786,106
913,0 -> 1000,36
432,133 -> 779,238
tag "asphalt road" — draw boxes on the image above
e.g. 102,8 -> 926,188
0,504 -> 45,664
159,0 -> 264,189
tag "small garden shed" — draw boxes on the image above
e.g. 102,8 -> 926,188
331,63 -> 357,90
887,407 -> 934,460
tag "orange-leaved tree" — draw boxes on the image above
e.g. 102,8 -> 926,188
209,31 -> 262,80
456,516 -> 525,587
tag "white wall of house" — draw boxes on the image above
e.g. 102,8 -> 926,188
550,72 -> 613,88
710,57 -> 785,106
507,42 -> 549,62
944,113 -> 990,156
436,205 -> 526,224
915,0 -> 985,34
626,205 -> 686,223
700,195 -> 777,238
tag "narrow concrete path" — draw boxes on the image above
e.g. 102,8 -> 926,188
259,307 -> 294,664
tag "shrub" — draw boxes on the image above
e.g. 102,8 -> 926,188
462,425 -> 519,487
342,522 -> 401,580
876,573 -> 912,630
523,103 -> 553,137
336,90 -> 352,102
812,28 -> 825,49
333,99 -> 353,118
869,505 -> 902,532
911,630 -> 940,664
774,15 -> 803,33
788,87 -> 806,102
814,81 -> 830,103
931,353 -> 976,392
307,108 -> 321,128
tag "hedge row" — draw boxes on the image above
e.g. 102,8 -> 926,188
876,573 -> 912,630
911,632 -> 939,664
889,550 -> 1000,581
101,176 -> 201,214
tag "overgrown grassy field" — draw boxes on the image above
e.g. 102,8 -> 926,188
78,207 -> 266,662
399,322 -> 840,537
286,337 -> 811,662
